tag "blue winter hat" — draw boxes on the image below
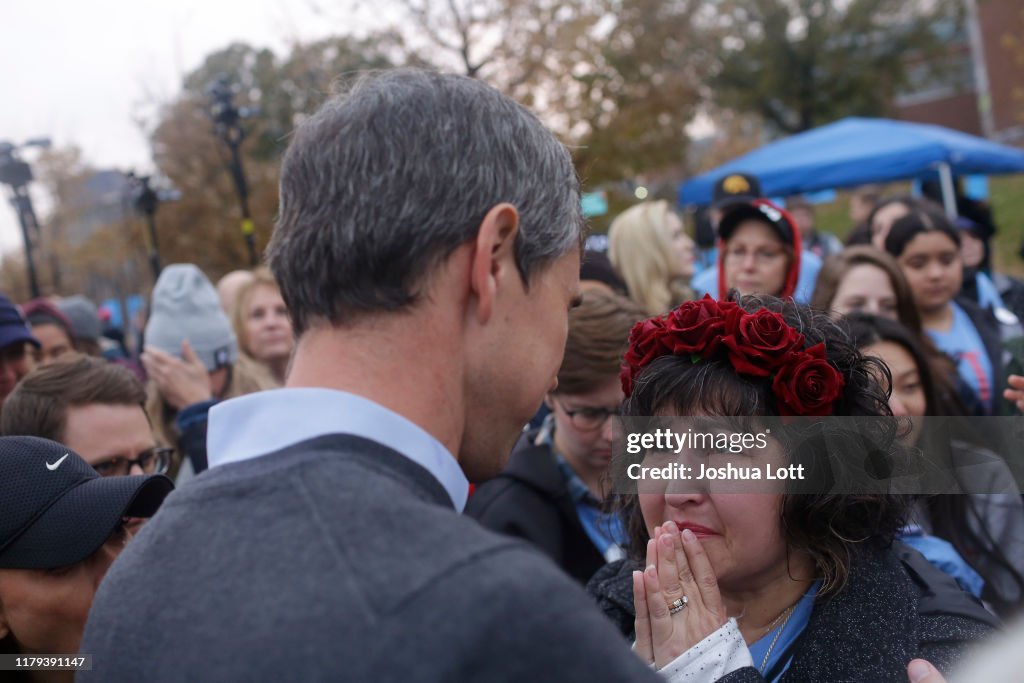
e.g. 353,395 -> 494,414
0,294 -> 40,351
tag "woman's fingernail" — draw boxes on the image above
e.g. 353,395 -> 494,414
682,528 -> 696,543
661,533 -> 673,549
907,660 -> 933,683
645,564 -> 657,578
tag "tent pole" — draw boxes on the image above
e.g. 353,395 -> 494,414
937,162 -> 957,219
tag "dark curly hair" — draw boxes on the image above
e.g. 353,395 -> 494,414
612,292 -> 912,598
846,312 -> 1024,616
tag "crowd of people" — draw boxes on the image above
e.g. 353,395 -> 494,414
1,67 -> 1023,681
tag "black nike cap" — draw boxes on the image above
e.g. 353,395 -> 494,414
0,436 -> 173,569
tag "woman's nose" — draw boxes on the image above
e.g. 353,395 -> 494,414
889,394 -> 909,417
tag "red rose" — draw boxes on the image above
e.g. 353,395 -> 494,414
771,343 -> 845,416
662,295 -> 729,359
621,316 -> 672,395
721,310 -> 805,377
719,301 -> 745,335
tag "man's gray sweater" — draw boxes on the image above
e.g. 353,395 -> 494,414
79,434 -> 662,682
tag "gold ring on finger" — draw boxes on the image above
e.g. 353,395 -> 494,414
668,596 -> 688,615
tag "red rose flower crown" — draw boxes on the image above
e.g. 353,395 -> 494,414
620,295 -> 845,417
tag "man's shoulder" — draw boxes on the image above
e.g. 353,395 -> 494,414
181,433 -> 452,504
84,454 -> 661,682
120,444 -> 578,606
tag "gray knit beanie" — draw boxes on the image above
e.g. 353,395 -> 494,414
145,264 -> 238,371
57,296 -> 102,342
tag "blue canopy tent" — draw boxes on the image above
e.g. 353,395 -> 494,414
679,117 -> 1024,217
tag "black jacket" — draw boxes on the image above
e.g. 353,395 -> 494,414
466,430 -> 607,585
587,542 -> 997,682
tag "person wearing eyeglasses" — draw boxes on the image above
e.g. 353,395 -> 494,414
690,179 -> 823,304
0,355 -> 170,534
715,198 -> 805,300
467,289 -> 645,584
0,436 -> 172,680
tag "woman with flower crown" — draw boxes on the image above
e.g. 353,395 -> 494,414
587,293 -> 996,682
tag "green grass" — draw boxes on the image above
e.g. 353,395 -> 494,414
988,175 -> 1024,277
815,175 -> 1024,277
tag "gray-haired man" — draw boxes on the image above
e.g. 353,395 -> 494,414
80,69 -> 676,681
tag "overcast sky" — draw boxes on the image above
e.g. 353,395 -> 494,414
0,0 -> 344,254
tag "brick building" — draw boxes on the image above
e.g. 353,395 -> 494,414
893,0 -> 1024,144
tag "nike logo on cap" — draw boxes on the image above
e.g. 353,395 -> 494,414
46,454 -> 70,471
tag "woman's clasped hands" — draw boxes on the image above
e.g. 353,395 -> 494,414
632,520 -> 728,670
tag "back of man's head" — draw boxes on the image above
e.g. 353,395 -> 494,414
268,69 -> 584,335
0,354 -> 146,444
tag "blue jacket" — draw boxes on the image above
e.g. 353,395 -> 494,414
691,250 -> 822,304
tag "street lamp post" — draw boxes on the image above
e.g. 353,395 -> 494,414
208,74 -> 259,267
127,172 -> 180,281
0,139 -> 50,298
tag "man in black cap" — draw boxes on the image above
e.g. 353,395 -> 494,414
692,174 -> 824,303
0,436 -> 172,660
0,295 -> 39,416
709,172 -> 763,226
693,173 -> 764,272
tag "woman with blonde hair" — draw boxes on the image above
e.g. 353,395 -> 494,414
608,201 -> 695,316
230,267 -> 294,385
142,264 -> 276,477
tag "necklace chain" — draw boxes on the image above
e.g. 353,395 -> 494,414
759,605 -> 796,674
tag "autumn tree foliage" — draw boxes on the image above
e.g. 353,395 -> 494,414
708,0 -> 964,134
12,0 -> 977,305
144,36 -> 402,281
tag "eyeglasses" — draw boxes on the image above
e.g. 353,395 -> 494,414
92,447 -> 173,477
724,247 -> 785,265
555,399 -> 621,431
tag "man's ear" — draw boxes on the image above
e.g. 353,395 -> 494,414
468,203 -> 520,323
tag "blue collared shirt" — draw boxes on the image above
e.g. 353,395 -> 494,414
747,580 -> 820,682
206,388 -> 470,512
537,416 -> 627,561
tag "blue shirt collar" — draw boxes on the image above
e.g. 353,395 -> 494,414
206,388 -> 469,512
